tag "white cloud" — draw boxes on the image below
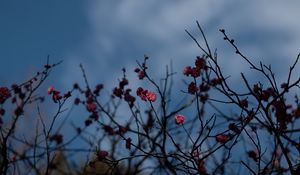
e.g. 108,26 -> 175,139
60,1 -> 300,99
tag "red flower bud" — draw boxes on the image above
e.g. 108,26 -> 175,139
183,66 -> 193,76
113,87 -> 123,98
188,82 -> 198,94
74,98 -> 80,105
175,115 -> 185,125
219,28 -> 225,33
138,71 -> 145,80
126,137 -> 132,150
64,91 -> 71,98
134,68 -> 140,73
85,119 -> 92,126
198,160 -> 207,174
86,102 -> 97,112
96,150 -> 109,159
47,86 -> 55,94
44,64 -> 51,69
49,134 -> 63,144
228,123 -> 240,133
195,57 -> 206,69
0,87 -> 11,104
247,150 -> 258,162
239,99 -> 248,108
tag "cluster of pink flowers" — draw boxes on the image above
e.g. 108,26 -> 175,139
183,56 -> 206,78
183,56 -> 219,100
252,84 -> 275,102
113,77 -> 136,108
136,87 -> 157,102
48,86 -> 61,103
48,86 -> 71,103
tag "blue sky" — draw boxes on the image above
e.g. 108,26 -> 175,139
0,0 -> 87,83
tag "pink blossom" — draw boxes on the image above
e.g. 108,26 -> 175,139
140,89 -> 148,101
175,115 -> 185,125
183,66 -> 192,76
47,86 -> 55,94
136,87 -> 144,96
195,57 -> 206,69
188,82 -> 198,94
146,91 -> 156,102
138,71 -> 145,79
86,102 -> 97,112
